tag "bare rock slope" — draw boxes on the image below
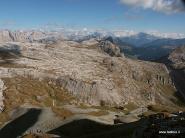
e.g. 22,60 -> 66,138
0,39 -> 178,108
0,38 -> 184,137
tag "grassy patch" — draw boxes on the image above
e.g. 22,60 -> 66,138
124,103 -> 138,111
147,104 -> 185,113
52,107 -> 74,119
0,62 -> 31,68
88,110 -> 109,116
89,105 -> 129,114
0,76 -> 75,127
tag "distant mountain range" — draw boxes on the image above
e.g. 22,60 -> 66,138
102,32 -> 185,60
0,29 -> 185,60
1,29 -> 184,42
121,38 -> 185,60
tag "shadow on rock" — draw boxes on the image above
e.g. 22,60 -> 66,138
48,119 -> 143,138
170,69 -> 185,104
0,44 -> 21,64
0,108 -> 41,138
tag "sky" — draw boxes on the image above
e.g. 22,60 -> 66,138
0,0 -> 185,33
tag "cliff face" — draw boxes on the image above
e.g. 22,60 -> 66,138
99,40 -> 122,57
168,46 -> 185,69
0,39 -> 178,110
165,46 -> 185,101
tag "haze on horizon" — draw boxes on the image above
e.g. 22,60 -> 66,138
0,0 -> 185,34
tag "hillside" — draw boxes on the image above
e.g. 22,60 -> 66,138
0,36 -> 184,137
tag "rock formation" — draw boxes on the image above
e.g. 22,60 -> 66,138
158,46 -> 185,101
0,39 -> 178,108
0,79 -> 5,112
99,40 -> 122,57
168,46 -> 185,69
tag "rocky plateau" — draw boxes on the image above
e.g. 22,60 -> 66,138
0,30 -> 184,138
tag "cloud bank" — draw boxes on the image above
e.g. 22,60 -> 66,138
120,0 -> 185,14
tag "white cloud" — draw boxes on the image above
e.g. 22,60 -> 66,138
120,0 -> 185,14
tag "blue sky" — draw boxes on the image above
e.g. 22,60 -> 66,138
0,0 -> 185,33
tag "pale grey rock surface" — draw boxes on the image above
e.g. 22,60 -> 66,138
0,79 -> 5,112
0,39 -> 177,109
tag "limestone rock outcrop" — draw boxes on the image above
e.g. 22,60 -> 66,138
99,40 -> 122,57
0,39 -> 178,108
0,79 -> 5,112
168,46 -> 185,69
159,46 -> 185,101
